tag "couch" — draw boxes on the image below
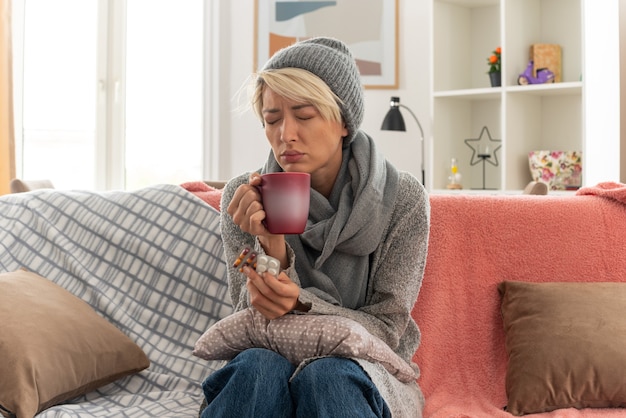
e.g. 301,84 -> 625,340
414,182 -> 626,417
0,184 -> 231,418
1,181 -> 625,417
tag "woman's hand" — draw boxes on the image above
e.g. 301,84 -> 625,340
244,267 -> 303,320
227,173 -> 289,268
227,173 -> 267,236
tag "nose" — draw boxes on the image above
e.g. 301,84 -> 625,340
279,115 -> 297,143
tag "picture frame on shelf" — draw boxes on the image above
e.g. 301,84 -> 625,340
254,0 -> 398,89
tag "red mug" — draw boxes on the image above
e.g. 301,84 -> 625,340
259,172 -> 310,234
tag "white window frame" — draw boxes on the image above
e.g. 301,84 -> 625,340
12,0 -> 218,190
96,0 -> 125,190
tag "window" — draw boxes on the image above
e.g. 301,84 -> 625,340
125,0 -> 203,190
19,0 -> 98,190
13,0 -> 205,190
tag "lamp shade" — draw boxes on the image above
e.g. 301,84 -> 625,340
380,96 -> 426,186
381,97 -> 406,131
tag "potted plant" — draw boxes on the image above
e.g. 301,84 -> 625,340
487,47 -> 501,87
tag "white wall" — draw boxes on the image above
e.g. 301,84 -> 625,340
208,0 -> 432,184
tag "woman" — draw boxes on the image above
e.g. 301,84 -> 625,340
201,37 -> 430,418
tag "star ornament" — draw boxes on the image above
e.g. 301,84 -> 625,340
464,126 -> 502,166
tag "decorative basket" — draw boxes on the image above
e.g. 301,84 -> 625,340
528,150 -> 582,190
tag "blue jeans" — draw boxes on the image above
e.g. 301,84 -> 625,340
201,348 -> 391,418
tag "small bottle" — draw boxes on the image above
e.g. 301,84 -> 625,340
447,158 -> 462,189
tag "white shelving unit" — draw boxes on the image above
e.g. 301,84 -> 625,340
430,0 -> 620,192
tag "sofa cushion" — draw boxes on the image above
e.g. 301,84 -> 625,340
180,181 -> 223,211
0,269 -> 150,418
499,280 -> 626,415
193,307 -> 417,383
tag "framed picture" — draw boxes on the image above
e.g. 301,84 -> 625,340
254,0 -> 399,89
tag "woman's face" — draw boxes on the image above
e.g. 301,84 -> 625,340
261,87 -> 347,191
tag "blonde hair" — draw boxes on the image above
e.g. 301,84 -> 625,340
251,67 -> 343,126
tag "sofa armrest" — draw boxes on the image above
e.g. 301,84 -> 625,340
203,180 -> 226,189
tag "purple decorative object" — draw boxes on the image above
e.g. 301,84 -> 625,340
518,61 -> 555,85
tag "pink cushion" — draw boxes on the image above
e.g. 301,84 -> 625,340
180,181 -> 222,211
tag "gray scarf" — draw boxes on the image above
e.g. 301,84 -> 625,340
262,131 -> 399,309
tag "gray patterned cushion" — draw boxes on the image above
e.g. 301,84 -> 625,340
193,307 -> 417,383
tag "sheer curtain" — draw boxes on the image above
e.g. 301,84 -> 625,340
0,0 -> 14,195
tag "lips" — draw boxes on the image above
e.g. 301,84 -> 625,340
280,151 -> 304,164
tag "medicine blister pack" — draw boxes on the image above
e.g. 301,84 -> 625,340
233,247 -> 281,276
